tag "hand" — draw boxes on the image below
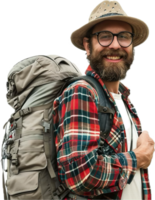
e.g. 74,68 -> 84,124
133,131 -> 154,169
136,131 -> 154,147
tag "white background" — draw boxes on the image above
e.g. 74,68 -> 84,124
0,1 -> 155,199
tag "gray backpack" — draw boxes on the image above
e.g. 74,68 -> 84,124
2,55 -> 115,200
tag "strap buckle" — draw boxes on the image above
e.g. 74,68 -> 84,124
68,193 -> 87,200
11,154 -> 19,166
53,184 -> 70,200
100,131 -> 109,139
19,107 -> 32,116
6,153 -> 12,160
11,140 -> 20,166
42,121 -> 50,133
6,139 -> 14,146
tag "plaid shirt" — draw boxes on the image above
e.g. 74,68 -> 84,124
52,65 -> 151,200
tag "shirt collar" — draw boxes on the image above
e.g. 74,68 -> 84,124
85,65 -> 130,100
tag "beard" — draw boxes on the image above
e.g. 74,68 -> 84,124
87,47 -> 134,82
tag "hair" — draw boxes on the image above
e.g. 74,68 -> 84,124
85,27 -> 94,54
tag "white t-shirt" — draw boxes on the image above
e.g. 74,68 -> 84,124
110,92 -> 142,200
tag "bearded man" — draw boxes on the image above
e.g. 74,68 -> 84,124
52,1 -> 154,199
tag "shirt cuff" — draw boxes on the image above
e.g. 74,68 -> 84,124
117,151 -> 137,189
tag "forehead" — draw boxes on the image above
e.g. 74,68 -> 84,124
92,20 -> 132,33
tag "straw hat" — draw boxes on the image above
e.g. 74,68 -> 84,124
71,0 -> 149,50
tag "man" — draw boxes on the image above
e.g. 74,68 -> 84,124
52,1 -> 154,199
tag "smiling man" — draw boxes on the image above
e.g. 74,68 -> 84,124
53,1 -> 154,200
84,20 -> 134,94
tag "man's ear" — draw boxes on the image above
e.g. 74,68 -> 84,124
83,37 -> 90,56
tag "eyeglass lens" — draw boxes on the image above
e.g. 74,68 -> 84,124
98,31 -> 133,47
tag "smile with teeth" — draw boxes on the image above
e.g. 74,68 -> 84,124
106,56 -> 121,60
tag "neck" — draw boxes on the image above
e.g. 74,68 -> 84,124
103,80 -> 120,94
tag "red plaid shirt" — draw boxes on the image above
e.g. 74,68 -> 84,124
52,65 -> 151,199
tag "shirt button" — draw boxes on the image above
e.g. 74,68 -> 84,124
119,177 -> 127,190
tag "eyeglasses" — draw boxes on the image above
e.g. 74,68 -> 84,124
92,31 -> 134,48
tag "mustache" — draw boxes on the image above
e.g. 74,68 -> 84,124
99,49 -> 128,58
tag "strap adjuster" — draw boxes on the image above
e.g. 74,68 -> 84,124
42,121 -> 50,133
13,97 -> 21,110
19,107 -> 32,116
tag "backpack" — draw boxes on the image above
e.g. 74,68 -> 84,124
1,55 -> 115,200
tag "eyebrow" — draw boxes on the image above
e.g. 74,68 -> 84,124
92,30 -> 133,34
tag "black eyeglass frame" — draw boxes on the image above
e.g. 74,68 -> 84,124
91,31 -> 134,48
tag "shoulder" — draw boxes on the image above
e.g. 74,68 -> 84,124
62,80 -> 99,101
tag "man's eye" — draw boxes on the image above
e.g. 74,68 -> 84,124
100,35 -> 111,39
119,35 -> 127,39
119,34 -> 131,39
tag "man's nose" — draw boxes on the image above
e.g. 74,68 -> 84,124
108,36 -> 121,49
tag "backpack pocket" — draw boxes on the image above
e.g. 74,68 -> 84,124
7,171 -> 42,200
7,170 -> 54,200
10,135 -> 47,173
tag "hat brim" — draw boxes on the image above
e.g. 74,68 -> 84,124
71,15 -> 149,50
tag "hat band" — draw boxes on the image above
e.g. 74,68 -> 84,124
98,13 -> 123,19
